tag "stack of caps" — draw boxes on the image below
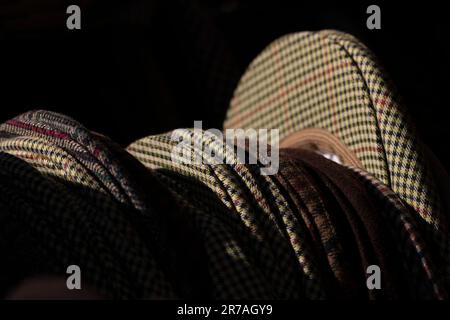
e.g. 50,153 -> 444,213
0,30 -> 447,299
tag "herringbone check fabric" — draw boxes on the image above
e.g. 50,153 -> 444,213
127,129 -> 446,299
128,130 -> 311,299
0,109 -> 446,299
224,30 -> 446,235
0,111 -> 177,299
0,31 -> 448,299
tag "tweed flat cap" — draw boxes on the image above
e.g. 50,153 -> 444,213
223,30 -> 449,261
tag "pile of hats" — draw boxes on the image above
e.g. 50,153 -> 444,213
0,30 -> 448,299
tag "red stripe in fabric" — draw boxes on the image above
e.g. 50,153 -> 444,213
352,145 -> 384,155
7,119 -> 69,140
227,60 -> 352,128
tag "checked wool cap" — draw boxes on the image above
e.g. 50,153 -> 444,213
224,30 -> 449,252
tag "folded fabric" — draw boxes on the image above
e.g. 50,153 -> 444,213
279,149 -> 444,299
0,30 -> 448,300
0,109 -> 446,299
0,111 -> 179,299
128,129 -> 446,299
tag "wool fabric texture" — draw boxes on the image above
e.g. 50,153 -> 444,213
0,109 -> 446,299
224,29 -> 450,285
0,30 -> 448,300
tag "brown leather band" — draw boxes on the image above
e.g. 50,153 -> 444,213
280,128 -> 363,168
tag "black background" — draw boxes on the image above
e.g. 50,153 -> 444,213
1,0 -> 449,169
